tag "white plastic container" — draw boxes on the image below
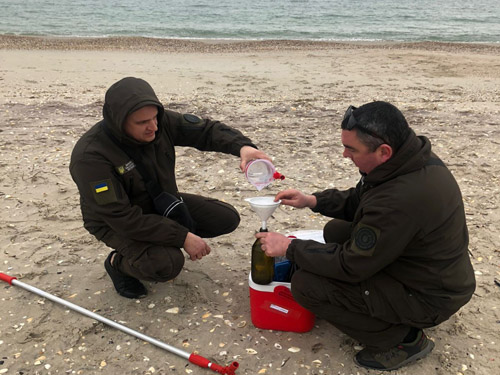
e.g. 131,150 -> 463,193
245,159 -> 284,191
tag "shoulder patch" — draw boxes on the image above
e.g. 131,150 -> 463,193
90,179 -> 117,205
351,222 -> 380,256
115,160 -> 136,175
183,113 -> 202,124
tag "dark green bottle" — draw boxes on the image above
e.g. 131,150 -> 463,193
251,228 -> 274,285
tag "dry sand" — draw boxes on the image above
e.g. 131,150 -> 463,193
0,35 -> 499,375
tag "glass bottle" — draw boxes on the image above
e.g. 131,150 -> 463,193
251,228 -> 274,285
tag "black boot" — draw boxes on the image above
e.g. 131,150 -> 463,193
104,252 -> 148,299
354,330 -> 434,371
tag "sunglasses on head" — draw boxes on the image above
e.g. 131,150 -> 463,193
341,105 -> 389,145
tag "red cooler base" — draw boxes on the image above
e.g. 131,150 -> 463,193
249,273 -> 315,332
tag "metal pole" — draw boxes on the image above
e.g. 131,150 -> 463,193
1,273 -> 238,374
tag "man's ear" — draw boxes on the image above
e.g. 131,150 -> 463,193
379,144 -> 393,163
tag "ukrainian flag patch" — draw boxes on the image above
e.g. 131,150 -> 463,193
95,182 -> 109,193
90,179 -> 117,205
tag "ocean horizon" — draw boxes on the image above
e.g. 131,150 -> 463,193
0,0 -> 499,43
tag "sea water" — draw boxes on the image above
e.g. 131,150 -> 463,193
0,0 -> 498,43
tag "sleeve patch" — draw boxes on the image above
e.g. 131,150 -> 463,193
183,113 -> 202,124
90,179 -> 117,205
94,182 -> 108,193
351,222 -> 380,256
115,160 -> 136,175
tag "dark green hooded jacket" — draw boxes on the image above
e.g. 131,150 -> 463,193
286,130 -> 475,314
70,77 -> 255,248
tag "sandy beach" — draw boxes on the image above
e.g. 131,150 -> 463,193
0,35 -> 499,375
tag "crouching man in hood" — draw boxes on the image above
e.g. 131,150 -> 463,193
70,77 -> 271,299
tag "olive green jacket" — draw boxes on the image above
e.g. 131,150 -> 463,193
287,130 -> 475,313
70,77 -> 255,248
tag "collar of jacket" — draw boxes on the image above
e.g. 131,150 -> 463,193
362,129 -> 431,188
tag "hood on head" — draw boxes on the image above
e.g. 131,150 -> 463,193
103,77 -> 164,143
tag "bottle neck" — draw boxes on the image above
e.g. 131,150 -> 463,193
259,227 -> 268,233
261,220 -> 267,230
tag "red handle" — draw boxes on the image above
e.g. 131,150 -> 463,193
189,353 -> 239,374
0,273 -> 17,285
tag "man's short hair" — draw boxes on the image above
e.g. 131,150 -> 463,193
353,101 -> 411,152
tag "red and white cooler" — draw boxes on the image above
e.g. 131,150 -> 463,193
248,230 -> 324,332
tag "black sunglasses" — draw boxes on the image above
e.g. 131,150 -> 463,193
341,105 -> 389,145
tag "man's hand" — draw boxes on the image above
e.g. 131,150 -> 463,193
275,189 -> 317,209
239,145 -> 272,172
254,232 -> 292,257
183,232 -> 211,261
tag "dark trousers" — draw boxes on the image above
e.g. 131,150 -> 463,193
104,193 -> 240,283
291,219 -> 446,351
